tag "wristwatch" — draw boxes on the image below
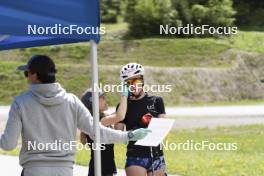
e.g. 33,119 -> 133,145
127,131 -> 134,140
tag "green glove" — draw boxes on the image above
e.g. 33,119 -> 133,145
128,128 -> 152,141
121,84 -> 129,97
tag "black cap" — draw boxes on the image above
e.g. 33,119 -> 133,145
81,88 -> 104,108
17,55 -> 57,76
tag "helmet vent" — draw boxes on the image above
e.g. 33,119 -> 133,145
134,70 -> 140,74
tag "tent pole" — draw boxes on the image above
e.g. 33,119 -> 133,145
90,40 -> 101,176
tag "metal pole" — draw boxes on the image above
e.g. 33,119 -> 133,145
90,40 -> 101,176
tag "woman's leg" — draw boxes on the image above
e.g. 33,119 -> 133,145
147,155 -> 167,176
147,169 -> 166,176
126,166 -> 147,176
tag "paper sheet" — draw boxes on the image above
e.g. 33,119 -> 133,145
135,118 -> 175,147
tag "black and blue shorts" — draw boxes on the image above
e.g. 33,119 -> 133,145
125,155 -> 166,173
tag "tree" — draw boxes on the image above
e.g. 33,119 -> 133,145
124,0 -> 137,22
101,0 -> 122,23
208,0 -> 235,26
126,0 -> 236,37
191,0 -> 235,27
233,0 -> 264,27
127,0 -> 180,37
172,0 -> 192,25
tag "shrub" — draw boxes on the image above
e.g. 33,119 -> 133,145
126,0 -> 236,37
206,0 -> 236,27
101,0 -> 121,23
171,0 -> 192,25
127,0 -> 180,37
233,0 -> 264,27
191,0 -> 235,27
191,4 -> 209,25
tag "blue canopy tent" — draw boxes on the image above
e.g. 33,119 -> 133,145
0,0 -> 102,175
0,36 -> 91,50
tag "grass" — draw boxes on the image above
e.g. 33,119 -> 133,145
1,124 -> 264,175
0,60 -> 124,105
1,25 -> 264,68
1,23 -> 264,66
0,23 -> 263,175
227,31 -> 264,54
0,38 -> 233,68
0,61 -> 28,104
0,59 -> 264,106
97,38 -> 233,67
0,24 -> 264,106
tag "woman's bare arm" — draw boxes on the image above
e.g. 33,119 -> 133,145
80,131 -> 87,145
100,96 -> 127,126
114,122 -> 125,131
115,95 -> 127,121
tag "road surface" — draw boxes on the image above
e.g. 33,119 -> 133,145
1,105 -> 264,131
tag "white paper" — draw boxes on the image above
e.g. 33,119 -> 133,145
135,118 -> 175,147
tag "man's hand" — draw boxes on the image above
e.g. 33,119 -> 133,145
128,128 -> 151,141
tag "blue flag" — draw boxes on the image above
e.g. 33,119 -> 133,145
0,0 -> 100,50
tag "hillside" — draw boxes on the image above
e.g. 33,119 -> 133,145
0,24 -> 263,106
0,51 -> 263,106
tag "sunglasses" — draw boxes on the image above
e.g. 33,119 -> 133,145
126,78 -> 143,86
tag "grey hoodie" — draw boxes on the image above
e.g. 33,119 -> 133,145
0,83 -> 128,168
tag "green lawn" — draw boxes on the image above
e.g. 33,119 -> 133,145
228,31 -> 264,54
1,24 -> 264,68
1,59 -> 264,106
0,38 -> 233,67
1,24 -> 264,106
1,125 -> 264,175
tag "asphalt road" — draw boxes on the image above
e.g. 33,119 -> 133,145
1,105 -> 264,131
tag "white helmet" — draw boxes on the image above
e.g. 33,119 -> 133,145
120,63 -> 144,82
